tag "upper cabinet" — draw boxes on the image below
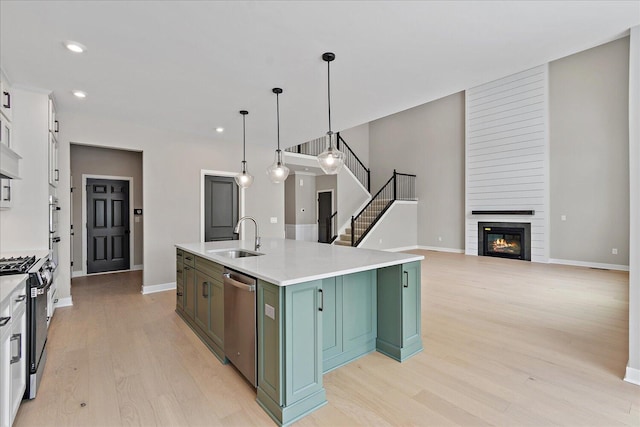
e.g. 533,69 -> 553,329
0,72 -> 12,122
48,97 -> 59,187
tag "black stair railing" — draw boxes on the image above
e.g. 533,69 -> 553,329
336,133 -> 370,192
351,170 -> 416,246
327,211 -> 338,243
285,133 -> 371,192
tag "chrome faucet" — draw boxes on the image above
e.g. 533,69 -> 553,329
234,216 -> 261,251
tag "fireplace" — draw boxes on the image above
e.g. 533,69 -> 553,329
478,222 -> 531,261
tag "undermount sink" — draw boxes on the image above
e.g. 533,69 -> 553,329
213,249 -> 264,259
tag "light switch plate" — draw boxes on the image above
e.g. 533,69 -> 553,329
270,217 -> 277,224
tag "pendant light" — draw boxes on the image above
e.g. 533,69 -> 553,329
266,88 -> 290,183
317,52 -> 345,175
235,110 -> 254,188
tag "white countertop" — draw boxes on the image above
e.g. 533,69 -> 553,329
0,275 -> 28,308
176,238 -> 424,286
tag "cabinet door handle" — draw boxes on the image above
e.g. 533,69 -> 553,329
185,256 -> 193,261
10,333 -> 22,363
3,184 -> 10,201
14,295 -> 26,302
3,91 -> 10,109
55,169 -> 59,182
177,291 -> 183,297
177,269 -> 182,274
318,289 -> 323,311
202,282 -> 209,298
184,266 -> 190,271
0,316 -> 10,327
403,271 -> 409,288
54,120 -> 59,133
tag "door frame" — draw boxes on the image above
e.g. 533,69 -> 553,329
200,169 -> 245,242
316,189 -> 335,242
81,174 -> 135,276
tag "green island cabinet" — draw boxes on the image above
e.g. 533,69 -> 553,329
175,249 -> 226,362
176,248 -> 422,426
376,261 -> 423,361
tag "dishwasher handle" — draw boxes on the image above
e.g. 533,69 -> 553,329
223,273 -> 256,292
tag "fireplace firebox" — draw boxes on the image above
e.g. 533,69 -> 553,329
478,222 -> 531,261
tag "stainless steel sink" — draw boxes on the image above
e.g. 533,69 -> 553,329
214,249 -> 263,259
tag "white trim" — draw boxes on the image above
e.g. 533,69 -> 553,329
133,264 -> 143,271
357,200 -> 418,247
200,169 -> 245,242
71,270 -> 83,278
141,282 -> 176,295
82,174 -> 135,276
548,258 -> 629,272
417,245 -> 465,254
55,297 -> 73,308
624,365 -> 640,386
292,170 -> 316,176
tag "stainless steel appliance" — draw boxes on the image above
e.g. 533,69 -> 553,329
0,255 -> 52,400
223,268 -> 257,387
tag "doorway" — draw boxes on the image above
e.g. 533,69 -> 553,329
85,177 -> 131,274
317,190 -> 334,243
204,175 -> 239,241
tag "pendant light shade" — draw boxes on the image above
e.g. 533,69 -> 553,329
266,88 -> 290,183
317,52 -> 345,175
235,110 -> 254,188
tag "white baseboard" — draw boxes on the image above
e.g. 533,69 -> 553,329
141,282 -> 176,295
71,270 -> 83,278
418,245 -> 465,254
385,245 -> 420,252
548,258 -> 629,272
624,365 -> 640,386
71,265 -> 144,278
132,264 -> 143,271
55,297 -> 73,308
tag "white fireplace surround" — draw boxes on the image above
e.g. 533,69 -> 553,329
465,65 -> 550,262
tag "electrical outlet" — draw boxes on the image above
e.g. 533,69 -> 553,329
612,248 -> 618,255
299,179 -> 304,187
270,217 -> 277,224
561,215 -> 567,221
379,238 -> 383,244
437,236 -> 443,242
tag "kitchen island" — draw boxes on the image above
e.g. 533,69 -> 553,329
175,238 -> 424,426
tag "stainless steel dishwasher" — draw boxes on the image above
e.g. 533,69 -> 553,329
223,268 -> 257,387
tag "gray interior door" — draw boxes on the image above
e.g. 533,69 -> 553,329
87,178 -> 130,274
205,175 -> 239,241
318,191 -> 332,243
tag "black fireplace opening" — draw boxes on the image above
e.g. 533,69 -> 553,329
478,222 -> 531,261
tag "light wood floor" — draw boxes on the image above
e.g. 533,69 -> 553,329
15,251 -> 640,426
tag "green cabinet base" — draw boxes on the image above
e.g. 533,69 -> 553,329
257,387 -> 327,427
375,337 -> 423,362
176,308 -> 228,364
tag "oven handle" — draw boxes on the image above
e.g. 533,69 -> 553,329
0,316 -> 10,327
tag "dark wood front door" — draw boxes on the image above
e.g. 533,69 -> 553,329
318,191 -> 332,243
87,178 -> 130,274
204,175 -> 239,241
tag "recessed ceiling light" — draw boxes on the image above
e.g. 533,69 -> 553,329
64,41 -> 86,53
216,127 -> 224,133
72,90 -> 87,98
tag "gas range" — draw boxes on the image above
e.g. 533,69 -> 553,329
0,255 -> 38,275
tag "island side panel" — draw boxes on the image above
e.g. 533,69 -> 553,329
257,279 -> 282,407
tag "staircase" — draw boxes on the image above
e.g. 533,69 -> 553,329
334,198 -> 391,246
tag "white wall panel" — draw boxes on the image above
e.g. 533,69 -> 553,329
465,65 -> 549,262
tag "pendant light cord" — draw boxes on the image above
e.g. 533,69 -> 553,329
276,92 -> 281,151
242,113 -> 246,161
327,59 -> 332,134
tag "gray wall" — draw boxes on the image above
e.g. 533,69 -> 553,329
549,37 -> 630,265
369,92 -> 466,250
295,174 -> 317,225
284,175 -> 296,224
70,144 -> 143,272
340,123 -> 370,168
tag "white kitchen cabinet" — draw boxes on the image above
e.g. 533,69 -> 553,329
48,132 -> 59,187
0,278 -> 27,427
0,114 -> 11,148
0,73 -> 12,122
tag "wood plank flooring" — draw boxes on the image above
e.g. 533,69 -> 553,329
14,251 -> 640,426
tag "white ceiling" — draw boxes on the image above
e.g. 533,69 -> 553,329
1,1 -> 638,150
